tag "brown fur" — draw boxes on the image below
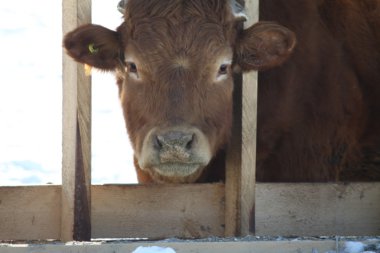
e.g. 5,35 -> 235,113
258,0 -> 380,181
63,0 -> 380,183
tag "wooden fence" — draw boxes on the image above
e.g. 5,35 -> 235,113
0,0 -> 379,242
1,183 -> 379,241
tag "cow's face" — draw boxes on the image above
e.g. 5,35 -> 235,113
64,0 -> 296,183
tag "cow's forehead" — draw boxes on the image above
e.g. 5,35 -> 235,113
122,0 -> 237,46
124,0 -> 234,24
117,0 -> 239,74
122,21 -> 233,77
130,21 -> 228,52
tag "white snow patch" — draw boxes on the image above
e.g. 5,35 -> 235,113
343,242 -> 365,253
132,246 -> 176,253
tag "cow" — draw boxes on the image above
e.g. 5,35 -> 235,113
258,0 -> 380,182
63,0 -> 380,184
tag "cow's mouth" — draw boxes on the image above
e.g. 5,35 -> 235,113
149,163 -> 205,183
137,126 -> 212,183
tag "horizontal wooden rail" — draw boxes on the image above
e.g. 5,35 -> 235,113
3,239 -> 380,253
256,183 -> 380,235
91,184 -> 225,239
0,183 -> 379,241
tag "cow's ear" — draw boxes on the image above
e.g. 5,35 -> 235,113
235,22 -> 296,71
64,24 -> 121,71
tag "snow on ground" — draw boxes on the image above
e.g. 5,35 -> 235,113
323,240 -> 380,253
341,241 -> 380,253
344,242 -> 366,253
0,0 -> 137,185
132,246 -> 176,253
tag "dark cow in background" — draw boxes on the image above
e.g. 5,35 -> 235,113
258,0 -> 380,182
64,0 -> 380,183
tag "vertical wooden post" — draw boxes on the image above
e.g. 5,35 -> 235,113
240,0 -> 259,235
225,0 -> 259,236
62,0 -> 92,241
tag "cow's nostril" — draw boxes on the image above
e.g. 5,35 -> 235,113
185,134 -> 194,150
154,131 -> 195,151
185,139 -> 192,150
154,135 -> 163,149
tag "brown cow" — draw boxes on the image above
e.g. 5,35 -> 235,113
258,0 -> 380,182
64,0 -> 380,183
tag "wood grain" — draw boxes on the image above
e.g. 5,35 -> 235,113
256,183 -> 380,236
240,0 -> 259,235
224,73 -> 242,236
0,186 -> 61,240
225,0 -> 259,237
62,0 -> 92,242
0,240 -> 346,253
91,184 -> 225,239
0,183 -> 379,240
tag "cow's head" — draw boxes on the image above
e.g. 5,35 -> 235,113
64,0 -> 296,183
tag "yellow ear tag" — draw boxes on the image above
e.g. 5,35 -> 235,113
88,43 -> 99,54
85,43 -> 97,76
84,64 -> 92,76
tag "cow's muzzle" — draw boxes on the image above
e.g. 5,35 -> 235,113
137,126 -> 212,183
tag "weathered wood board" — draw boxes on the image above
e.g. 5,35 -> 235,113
91,184 -> 225,239
256,183 -> 380,236
0,240 -> 352,253
240,0 -> 260,236
1,183 -> 379,241
62,0 -> 92,242
0,186 -> 61,240
225,0 -> 259,237
0,184 -> 225,240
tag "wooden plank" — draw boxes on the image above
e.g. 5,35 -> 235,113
256,183 -> 380,236
62,0 -> 92,242
91,184 -> 225,239
0,184 -> 224,241
0,186 -> 60,240
0,240 -> 351,253
240,0 -> 259,236
1,183 -> 379,240
224,73 -> 242,236
225,0 -> 259,237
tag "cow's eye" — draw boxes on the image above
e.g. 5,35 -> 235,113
218,64 -> 228,75
127,62 -> 138,73
125,62 -> 140,79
